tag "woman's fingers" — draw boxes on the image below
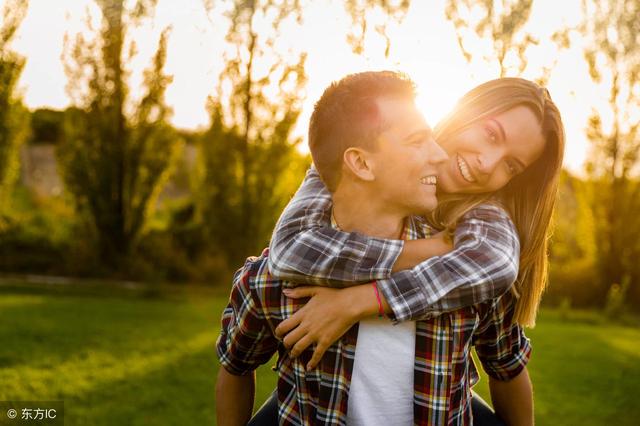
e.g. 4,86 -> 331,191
282,286 -> 317,299
282,321 -> 307,350
275,311 -> 302,339
307,340 -> 330,370
290,334 -> 313,358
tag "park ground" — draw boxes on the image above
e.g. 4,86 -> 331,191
0,279 -> 638,425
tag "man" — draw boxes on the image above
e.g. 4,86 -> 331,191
216,71 -> 532,425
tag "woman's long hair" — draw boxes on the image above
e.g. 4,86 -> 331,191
430,78 -> 565,327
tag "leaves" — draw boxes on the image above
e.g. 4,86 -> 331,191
0,0 -> 29,210
60,0 -> 180,262
580,0 -> 640,307
196,0 -> 309,265
343,0 -> 410,57
445,0 -> 536,77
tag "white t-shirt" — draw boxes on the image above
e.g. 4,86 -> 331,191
346,318 -> 416,425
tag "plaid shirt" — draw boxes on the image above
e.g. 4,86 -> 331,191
268,167 -> 520,322
217,217 -> 531,425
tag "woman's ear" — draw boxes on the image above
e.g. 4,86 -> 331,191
343,147 -> 375,182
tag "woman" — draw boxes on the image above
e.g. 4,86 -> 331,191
252,77 -> 565,425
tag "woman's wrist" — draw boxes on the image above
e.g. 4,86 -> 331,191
344,284 -> 388,319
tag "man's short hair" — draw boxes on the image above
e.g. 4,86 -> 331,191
308,71 -> 416,191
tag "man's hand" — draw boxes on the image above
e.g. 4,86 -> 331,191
276,284 -> 377,370
216,368 -> 255,426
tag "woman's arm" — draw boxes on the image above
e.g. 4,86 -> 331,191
378,205 -> 520,322
270,168 -> 519,322
275,206 -> 520,368
268,167 -> 404,286
392,231 -> 453,272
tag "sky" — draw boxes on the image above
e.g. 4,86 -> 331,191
8,0 -> 607,174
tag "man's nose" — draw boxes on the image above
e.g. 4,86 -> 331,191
426,137 -> 448,165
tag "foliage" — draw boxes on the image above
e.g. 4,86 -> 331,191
28,108 -> 65,144
59,0 -> 182,267
443,0 -> 571,83
444,0 -> 537,77
196,0 -> 310,265
546,171 -> 600,307
0,188 -> 74,275
0,0 -> 29,216
580,0 -> 640,308
343,0 -> 411,56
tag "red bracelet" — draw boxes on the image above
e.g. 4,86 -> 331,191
372,281 -> 384,318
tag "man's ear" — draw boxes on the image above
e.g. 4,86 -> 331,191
343,147 -> 375,182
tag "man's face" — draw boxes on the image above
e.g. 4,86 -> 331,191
367,97 -> 448,215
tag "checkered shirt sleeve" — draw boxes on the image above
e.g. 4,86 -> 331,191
216,254 -> 280,376
378,205 -> 520,322
268,167 -> 404,286
473,292 -> 532,381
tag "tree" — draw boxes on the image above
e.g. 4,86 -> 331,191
196,0 -> 309,266
60,0 -> 181,266
343,0 -> 411,57
196,0 -> 416,266
29,108 -> 65,144
0,0 -> 29,215
445,0 -> 537,77
581,0 -> 640,308
547,170 -> 598,307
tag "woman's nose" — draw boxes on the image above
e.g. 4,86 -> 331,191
477,149 -> 502,174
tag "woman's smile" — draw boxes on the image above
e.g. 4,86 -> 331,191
456,154 -> 476,183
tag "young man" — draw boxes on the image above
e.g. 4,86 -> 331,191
216,71 -> 531,425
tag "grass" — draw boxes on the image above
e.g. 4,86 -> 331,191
0,281 -> 638,425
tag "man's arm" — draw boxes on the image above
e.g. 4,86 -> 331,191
215,369 -> 255,426
474,293 -> 534,426
489,368 -> 534,426
216,255 -> 279,422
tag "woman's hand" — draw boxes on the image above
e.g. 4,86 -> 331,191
276,284 -> 376,370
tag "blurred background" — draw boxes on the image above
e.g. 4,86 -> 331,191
0,0 -> 638,424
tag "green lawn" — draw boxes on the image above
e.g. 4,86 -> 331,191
0,282 -> 637,425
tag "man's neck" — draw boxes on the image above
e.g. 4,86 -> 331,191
332,183 -> 405,239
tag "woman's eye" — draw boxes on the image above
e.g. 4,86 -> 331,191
506,161 -> 518,175
485,126 -> 497,143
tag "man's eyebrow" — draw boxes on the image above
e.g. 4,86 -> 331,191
403,128 -> 432,141
489,118 -> 506,142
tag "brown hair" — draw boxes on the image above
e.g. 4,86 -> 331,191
308,71 -> 416,191
431,78 -> 565,327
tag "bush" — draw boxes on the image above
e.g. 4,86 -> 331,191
545,258 -> 602,308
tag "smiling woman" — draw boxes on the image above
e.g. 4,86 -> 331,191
438,106 -> 546,194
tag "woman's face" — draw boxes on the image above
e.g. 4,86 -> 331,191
437,105 -> 546,194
